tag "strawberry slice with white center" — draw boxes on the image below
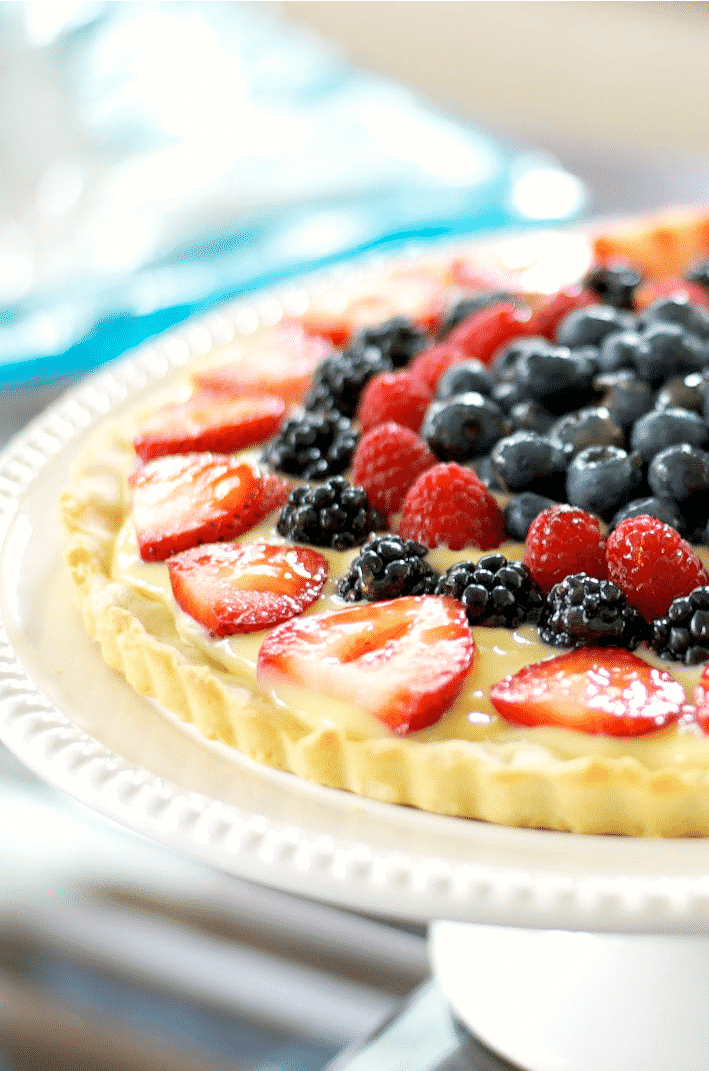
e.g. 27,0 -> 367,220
193,320 -> 332,404
490,648 -> 686,737
167,543 -> 329,636
694,663 -> 709,733
257,595 -> 475,735
131,453 -> 265,561
133,390 -> 286,462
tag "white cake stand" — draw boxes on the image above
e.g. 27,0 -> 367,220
3,285 -> 709,1071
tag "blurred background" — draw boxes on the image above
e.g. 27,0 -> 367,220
1,3 -> 708,1070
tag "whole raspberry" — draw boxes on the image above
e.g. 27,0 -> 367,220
523,287 -> 595,339
351,422 -> 436,519
356,369 -> 433,434
446,302 -> 528,364
606,515 -> 709,622
522,504 -> 607,593
398,462 -> 505,551
409,343 -> 467,392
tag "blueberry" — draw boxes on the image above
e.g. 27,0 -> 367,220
686,260 -> 709,293
630,406 -> 709,462
491,335 -> 551,382
597,329 -> 643,374
632,323 -> 706,385
556,304 -> 636,348
548,406 -> 624,455
514,343 -> 596,413
437,292 -> 522,340
648,443 -> 709,506
491,431 -> 572,496
508,399 -> 555,434
655,373 -> 708,414
435,359 -> 495,399
566,445 -> 644,518
504,492 -> 560,541
583,262 -> 643,310
471,454 -> 506,491
421,392 -> 507,462
611,496 -> 685,533
592,370 -> 654,429
638,295 -> 709,341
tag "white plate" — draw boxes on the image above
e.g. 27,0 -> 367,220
3,249 -> 709,936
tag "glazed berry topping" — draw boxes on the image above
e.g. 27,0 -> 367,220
605,515 -> 709,622
351,421 -> 436,519
435,554 -> 544,629
630,405 -> 709,463
540,573 -> 646,650
304,344 -> 391,417
354,316 -> 429,367
356,369 -> 433,434
421,392 -> 508,463
490,431 -> 571,497
565,444 -> 644,519
556,304 -> 636,349
651,586 -> 709,666
583,261 -> 643,310
503,491 -> 560,541
523,504 -> 607,594
277,476 -> 383,551
398,462 -> 505,551
262,409 -> 357,480
338,534 -> 438,602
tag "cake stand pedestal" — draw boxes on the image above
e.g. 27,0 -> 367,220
431,922 -> 709,1071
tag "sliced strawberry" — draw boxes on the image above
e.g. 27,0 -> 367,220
695,663 -> 709,733
490,648 -> 686,737
193,320 -> 332,404
131,454 -> 263,561
257,595 -> 475,735
240,472 -> 292,529
133,391 -> 286,462
167,542 -> 329,636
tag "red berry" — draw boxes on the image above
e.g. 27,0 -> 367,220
409,343 -> 468,391
133,391 -> 286,462
694,663 -> 709,733
490,647 -> 686,737
398,462 -> 505,551
523,504 -> 607,594
351,422 -> 436,519
524,287 -> 595,340
446,302 -> 529,364
633,278 -> 709,311
167,542 -> 328,636
193,321 -> 332,404
605,516 -> 709,622
257,595 -> 475,734
356,369 -> 433,434
130,454 -> 263,562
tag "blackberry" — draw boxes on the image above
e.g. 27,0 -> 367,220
354,316 -> 429,367
540,573 -> 646,650
651,586 -> 709,665
304,344 -> 391,416
277,476 -> 383,551
435,554 -> 544,628
262,410 -> 357,480
583,262 -> 643,310
337,535 -> 438,602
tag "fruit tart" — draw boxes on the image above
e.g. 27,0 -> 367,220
60,206 -> 709,836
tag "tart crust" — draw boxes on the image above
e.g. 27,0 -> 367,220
59,211 -> 709,836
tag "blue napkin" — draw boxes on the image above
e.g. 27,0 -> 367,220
0,2 -> 586,387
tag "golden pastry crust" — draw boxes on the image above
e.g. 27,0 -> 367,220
59,211 -> 709,836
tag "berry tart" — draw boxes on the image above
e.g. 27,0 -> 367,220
60,206 -> 709,836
